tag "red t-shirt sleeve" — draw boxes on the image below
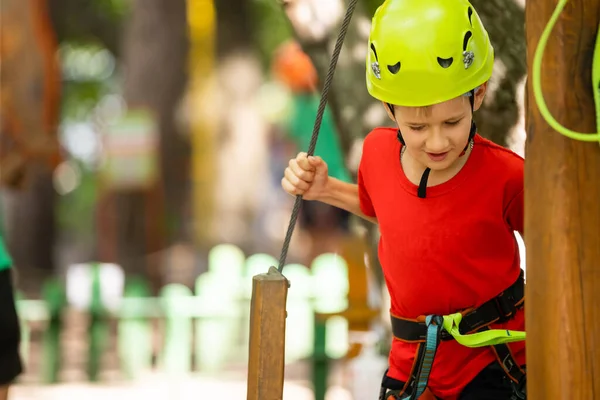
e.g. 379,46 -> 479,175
503,157 -> 524,236
358,146 -> 376,218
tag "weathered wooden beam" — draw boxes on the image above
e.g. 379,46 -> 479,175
525,0 -> 600,398
246,267 -> 288,400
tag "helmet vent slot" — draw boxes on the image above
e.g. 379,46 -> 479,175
387,62 -> 401,74
467,7 -> 473,26
463,31 -> 473,52
437,57 -> 453,68
370,43 -> 379,61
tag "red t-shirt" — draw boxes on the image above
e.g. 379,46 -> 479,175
358,128 -> 525,399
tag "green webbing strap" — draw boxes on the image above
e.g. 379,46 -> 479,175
442,312 -> 526,348
532,0 -> 600,143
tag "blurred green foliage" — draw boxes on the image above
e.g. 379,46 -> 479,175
251,0 -> 293,70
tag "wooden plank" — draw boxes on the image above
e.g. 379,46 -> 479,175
524,0 -> 600,398
246,267 -> 288,400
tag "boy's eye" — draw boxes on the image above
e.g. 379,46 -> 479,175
408,125 -> 425,131
445,120 -> 461,126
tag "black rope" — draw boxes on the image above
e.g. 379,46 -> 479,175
277,0 -> 360,273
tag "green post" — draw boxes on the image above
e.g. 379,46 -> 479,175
40,279 -> 66,383
88,263 -> 108,382
312,315 -> 329,400
310,253 -> 350,399
282,264 -> 313,363
195,244 -> 245,373
160,284 -> 193,375
118,277 -> 153,379
194,273 -> 232,373
311,254 -> 349,359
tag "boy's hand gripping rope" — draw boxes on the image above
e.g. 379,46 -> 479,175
277,0 -> 359,273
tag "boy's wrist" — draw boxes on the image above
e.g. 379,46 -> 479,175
317,176 -> 335,203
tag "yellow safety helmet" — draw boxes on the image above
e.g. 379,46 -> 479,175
366,0 -> 494,107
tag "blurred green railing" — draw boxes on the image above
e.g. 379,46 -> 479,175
16,244 -> 357,400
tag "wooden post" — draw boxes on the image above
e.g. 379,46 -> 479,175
525,1 -> 600,398
246,267 -> 288,400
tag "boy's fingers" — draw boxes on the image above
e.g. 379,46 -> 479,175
284,168 -> 310,191
307,155 -> 323,167
281,177 -> 304,196
296,152 -> 313,171
289,159 -> 315,182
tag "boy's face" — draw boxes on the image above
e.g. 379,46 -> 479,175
385,83 -> 487,171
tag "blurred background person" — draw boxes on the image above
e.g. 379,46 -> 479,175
271,40 -> 353,266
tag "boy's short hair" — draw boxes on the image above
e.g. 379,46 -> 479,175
389,87 -> 478,117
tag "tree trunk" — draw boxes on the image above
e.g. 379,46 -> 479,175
121,0 -> 190,242
2,167 -> 56,292
524,0 -> 600,397
47,0 -> 123,57
0,0 -> 61,292
214,0 -> 254,56
98,0 -> 189,288
470,0 -> 526,148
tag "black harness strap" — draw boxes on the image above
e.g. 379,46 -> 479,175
490,340 -> 526,384
387,272 -> 526,396
391,271 -> 524,343
379,343 -> 428,400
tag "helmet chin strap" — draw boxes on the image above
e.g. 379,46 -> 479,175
393,89 -> 477,199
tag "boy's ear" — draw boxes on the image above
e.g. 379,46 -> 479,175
382,101 -> 396,122
473,82 -> 488,112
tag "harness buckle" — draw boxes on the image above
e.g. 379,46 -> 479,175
509,368 -> 527,400
440,330 -> 453,341
495,291 -> 517,323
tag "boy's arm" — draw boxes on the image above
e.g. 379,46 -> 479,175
503,155 -> 524,237
317,177 -> 378,224
505,189 -> 524,237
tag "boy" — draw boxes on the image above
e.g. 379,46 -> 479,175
0,234 -> 22,400
281,0 -> 526,399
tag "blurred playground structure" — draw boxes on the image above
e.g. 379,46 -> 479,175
13,243 -> 388,400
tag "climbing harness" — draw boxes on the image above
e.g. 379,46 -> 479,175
532,0 -> 600,143
277,0 -> 359,272
380,272 -> 527,400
